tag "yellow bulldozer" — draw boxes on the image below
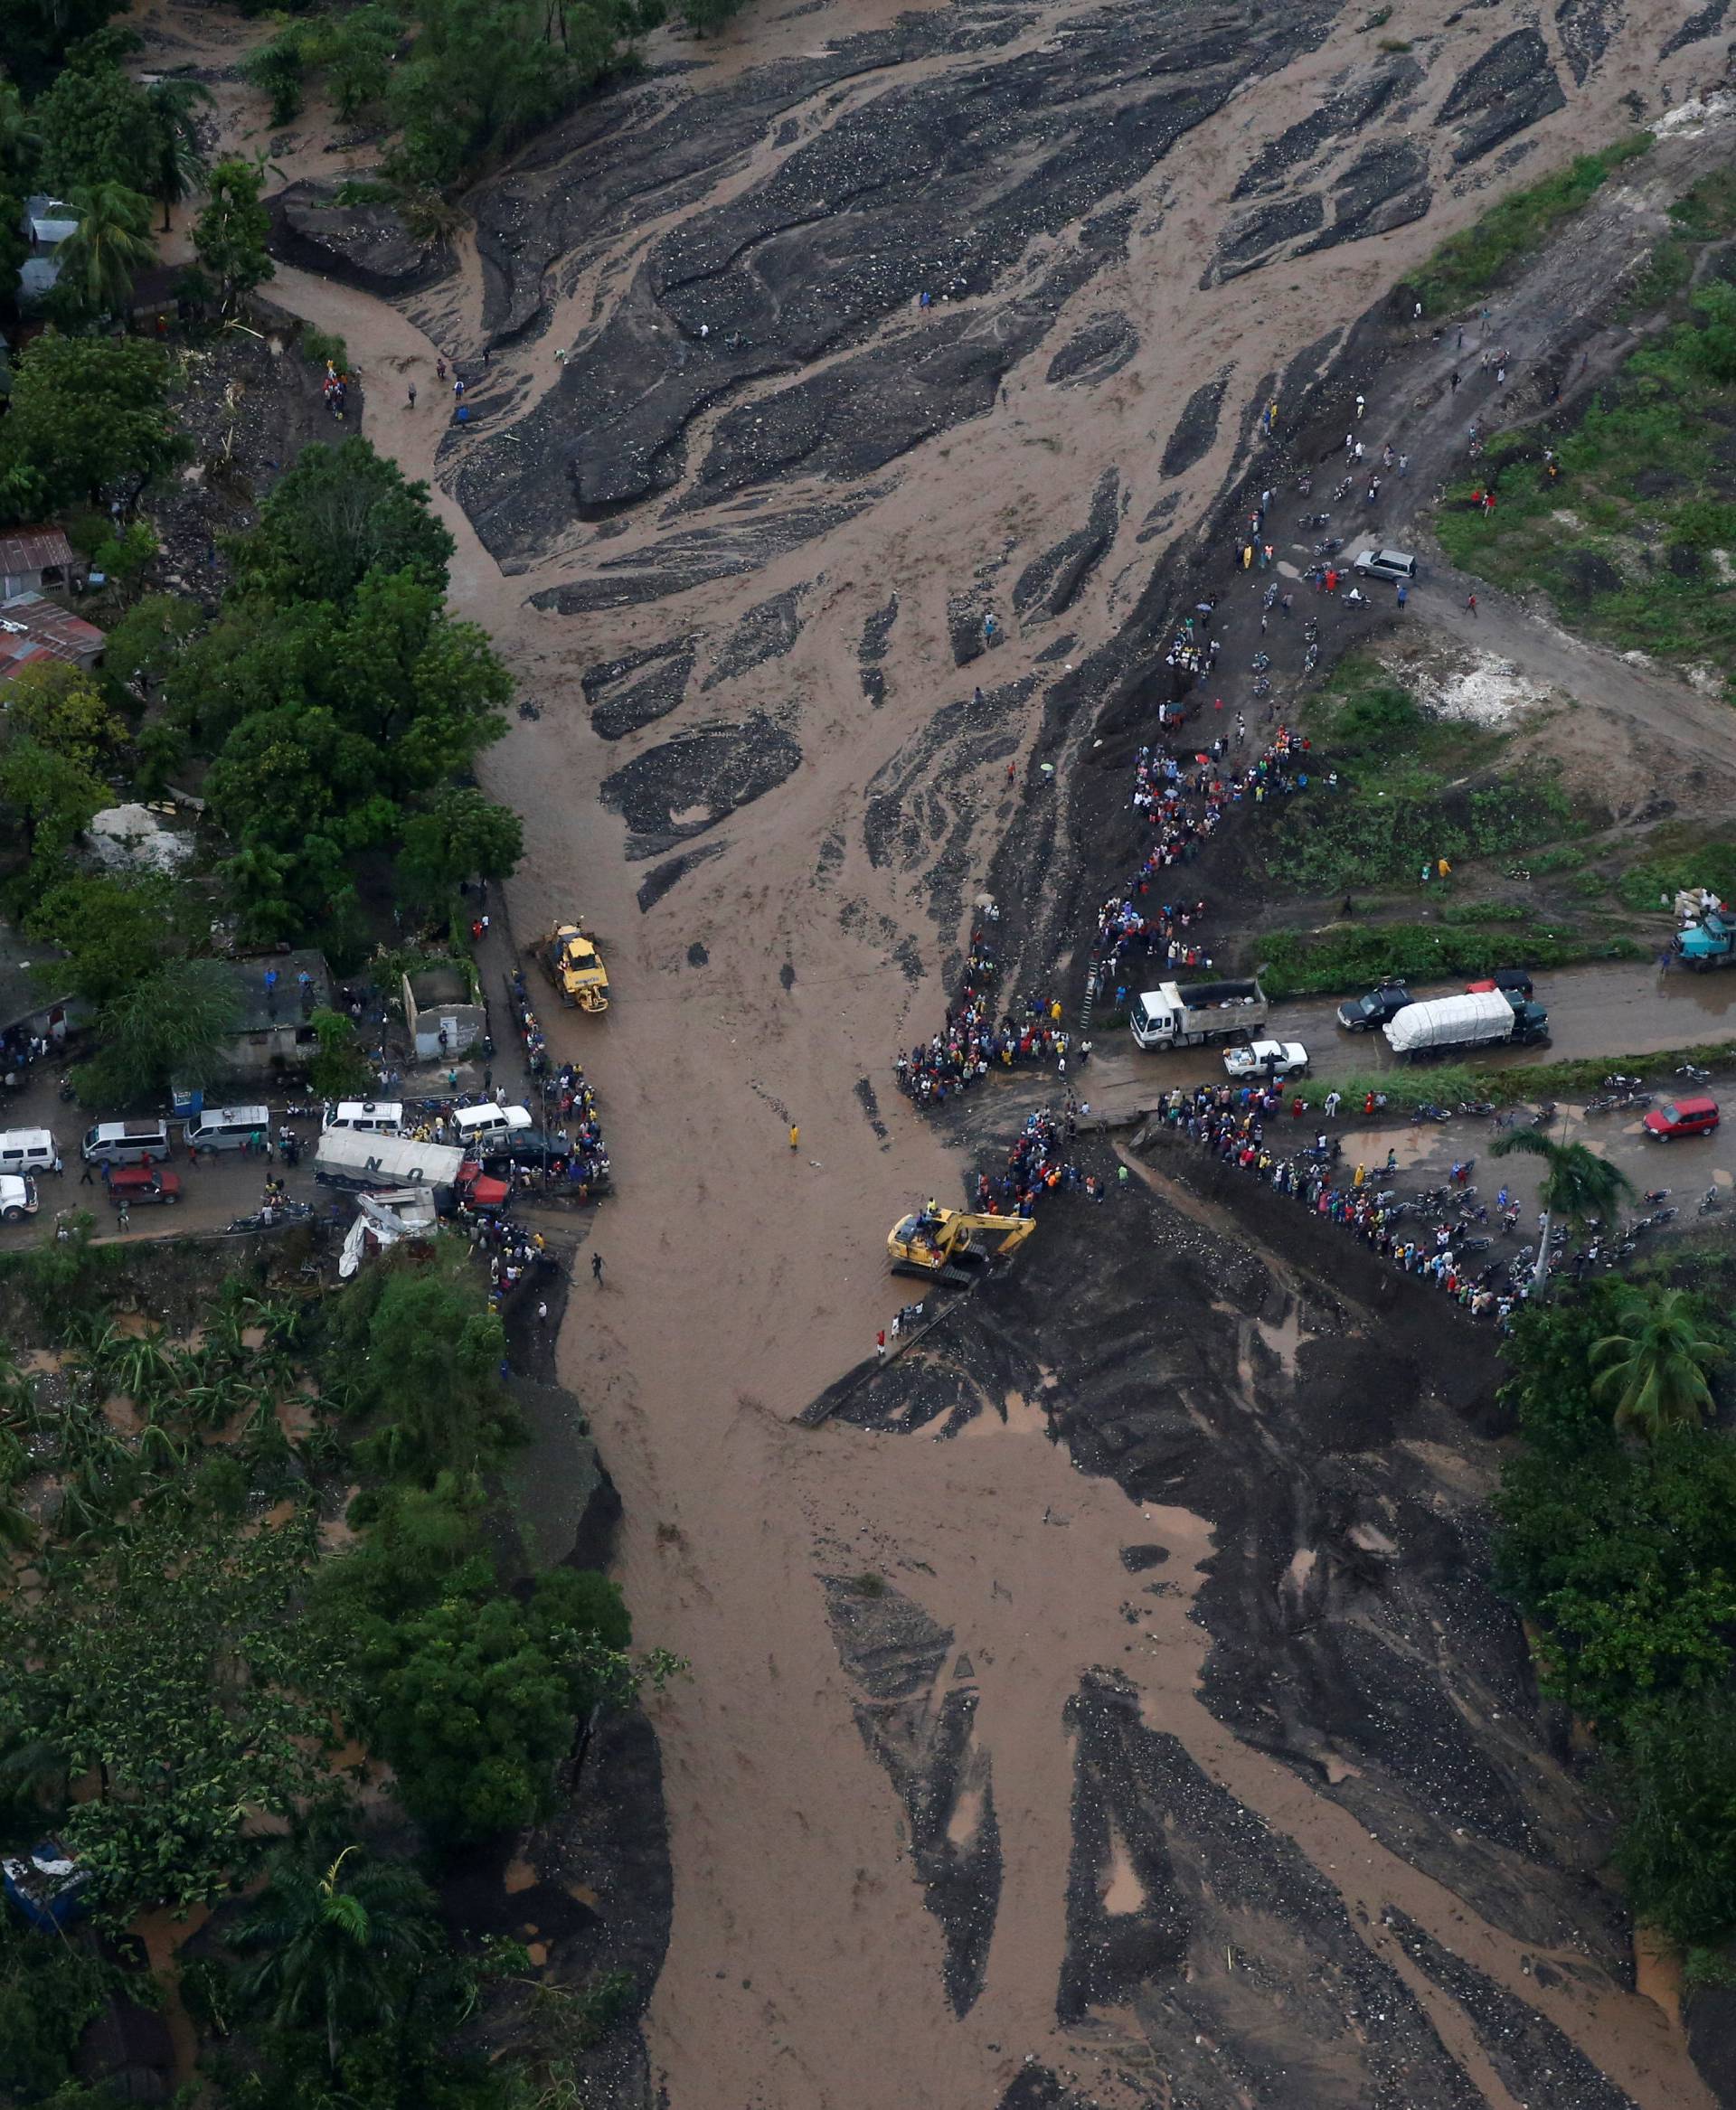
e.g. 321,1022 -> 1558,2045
542,924 -> 610,1013
887,1205 -> 1034,1285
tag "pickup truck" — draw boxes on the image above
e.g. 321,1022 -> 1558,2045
1382,989 -> 1550,1057
1337,983 -> 1412,1032
1131,978 -> 1268,1050
1676,911 -> 1736,971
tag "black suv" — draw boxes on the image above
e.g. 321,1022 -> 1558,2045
479,1128 -> 563,1169
1336,983 -> 1413,1032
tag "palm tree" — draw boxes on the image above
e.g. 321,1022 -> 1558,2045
232,1842 -> 439,2072
1592,1287 -> 1722,1443
1492,1126 -> 1636,1297
0,82 -> 38,187
146,78 -> 213,233
54,183 -> 157,320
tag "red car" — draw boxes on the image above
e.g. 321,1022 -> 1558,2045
108,1166 -> 183,1205
1643,1096 -> 1720,1141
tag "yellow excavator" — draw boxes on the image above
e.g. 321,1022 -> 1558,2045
887,1205 -> 1035,1284
542,924 -> 609,1013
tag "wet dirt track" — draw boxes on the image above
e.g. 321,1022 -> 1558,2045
146,0 -> 1736,2100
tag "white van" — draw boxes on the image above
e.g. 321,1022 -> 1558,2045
82,1119 -> 174,1167
185,1105 -> 272,1154
451,1104 -> 533,1148
0,1128 -> 61,1177
0,1174 -> 38,1223
322,1100 -> 404,1136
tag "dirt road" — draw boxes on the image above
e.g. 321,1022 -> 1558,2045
137,0 -> 1736,2102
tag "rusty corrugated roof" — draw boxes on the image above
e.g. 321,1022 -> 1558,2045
0,527 -> 76,577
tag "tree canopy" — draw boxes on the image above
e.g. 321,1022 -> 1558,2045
0,1507 -> 338,1918
0,332 -> 184,521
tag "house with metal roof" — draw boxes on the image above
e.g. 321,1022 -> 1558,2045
0,591 -> 105,681
0,526 -> 80,601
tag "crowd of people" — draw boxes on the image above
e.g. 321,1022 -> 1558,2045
970,1104 -> 1110,1216
458,1208 -> 560,1313
1090,724 -> 1308,1000
1149,1082 -> 1525,1323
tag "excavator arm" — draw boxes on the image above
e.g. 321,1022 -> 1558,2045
887,1207 -> 1034,1282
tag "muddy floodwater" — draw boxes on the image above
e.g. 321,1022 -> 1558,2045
146,0 -> 1736,2097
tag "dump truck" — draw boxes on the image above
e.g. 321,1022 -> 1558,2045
887,1207 -> 1035,1284
1382,988 -> 1550,1058
542,924 -> 609,1013
1130,977 -> 1267,1050
1676,910 -> 1736,971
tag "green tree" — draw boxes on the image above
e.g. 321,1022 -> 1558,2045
0,1509 -> 338,1917
352,1568 -> 656,1844
0,738 -> 104,862
27,872 -> 183,1003
229,437 -> 454,605
1491,1126 -> 1636,1296
233,1841 -> 440,2074
0,332 -> 184,515
193,155 -> 275,315
0,1911 -> 113,2100
35,63 -> 154,195
678,0 -> 746,31
0,80 -> 40,185
1592,1286 -> 1723,1444
246,31 -> 308,126
77,956 -> 241,1101
48,180 -> 156,320
305,1006 -> 372,1097
335,1253 -> 512,1474
101,589 -> 202,688
5,659 -> 125,768
399,786 -> 524,914
145,75 -> 212,231
1495,1427 -> 1736,1722
1611,1689 -> 1736,1950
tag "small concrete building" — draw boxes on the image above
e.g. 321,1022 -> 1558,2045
403,962 -> 486,1061
0,526 -> 80,601
0,592 -> 105,682
223,950 -> 333,1075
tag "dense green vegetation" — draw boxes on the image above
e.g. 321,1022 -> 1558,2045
1256,915 -> 1641,1001
1438,281 -> 1736,682
243,0 -> 740,195
0,1236 -> 677,2105
0,425 -> 524,1034
1413,135 -> 1652,313
1257,660 -> 1587,900
1493,1278 -> 1736,1959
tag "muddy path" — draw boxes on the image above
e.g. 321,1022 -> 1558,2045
142,0 -> 1736,2101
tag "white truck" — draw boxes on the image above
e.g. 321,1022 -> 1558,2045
1130,977 -> 1268,1050
1382,988 -> 1550,1058
313,1129 -> 467,1197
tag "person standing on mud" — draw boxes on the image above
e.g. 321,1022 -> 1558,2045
591,1251 -> 605,1286
789,1123 -> 800,1151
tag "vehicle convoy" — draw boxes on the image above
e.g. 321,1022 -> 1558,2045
1131,978 -> 1267,1050
542,924 -> 609,1013
888,1207 -> 1034,1284
1676,911 -> 1736,971
1223,1040 -> 1308,1080
1337,983 -> 1412,1032
1382,988 -> 1550,1058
